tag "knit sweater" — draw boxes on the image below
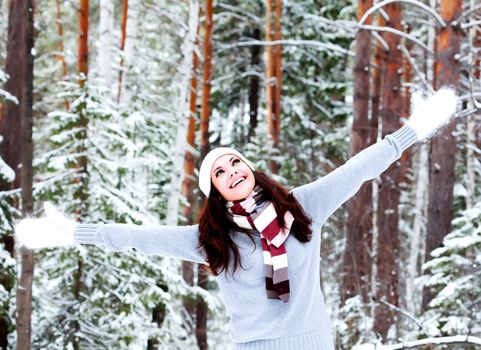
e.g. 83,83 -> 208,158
74,125 -> 418,349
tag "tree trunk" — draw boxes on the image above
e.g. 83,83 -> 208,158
71,2 -> 90,349
466,0 -> 479,210
181,14 -> 200,335
196,0 -> 213,347
119,0 -> 139,103
55,0 -> 69,110
73,0 -> 90,223
265,0 -> 282,174
77,0 -> 89,88
247,27 -> 261,143
369,14 -> 385,321
374,3 -> 402,340
200,0 -> 213,157
98,0 -> 114,92
399,23 -> 412,184
165,1 -> 199,226
342,0 -> 374,306
196,268 -> 208,350
370,13 -> 385,142
0,0 -> 35,348
422,0 -> 462,311
117,0 -> 128,102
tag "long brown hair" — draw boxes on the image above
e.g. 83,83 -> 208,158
197,171 -> 313,277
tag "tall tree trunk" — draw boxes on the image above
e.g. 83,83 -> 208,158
466,0 -> 479,210
405,0 -> 436,318
165,0 -> 199,226
119,0 -> 139,103
369,14 -> 385,321
196,268 -> 208,350
399,23 -> 412,184
370,18 -> 385,138
422,0 -> 462,311
199,0 -> 213,156
247,27 -> 261,143
342,0 -> 374,306
265,0 -> 282,174
195,1 -> 213,347
55,0 -> 69,110
71,2 -> 90,349
0,0 -> 35,348
374,3 -> 402,340
117,0 -> 128,102
181,14 -> 200,336
77,0 -> 89,88
98,0 -> 114,93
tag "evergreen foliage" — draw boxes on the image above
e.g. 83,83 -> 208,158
421,202 -> 481,340
0,0 -> 479,348
0,68 -> 19,349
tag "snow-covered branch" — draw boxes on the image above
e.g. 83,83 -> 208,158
356,24 -> 433,55
384,335 -> 481,349
358,0 -> 446,28
458,4 -> 481,21
219,39 -> 354,57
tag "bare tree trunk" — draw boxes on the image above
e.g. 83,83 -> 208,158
399,23 -> 412,184
0,0 -> 35,348
119,0 -> 139,103
196,268 -> 208,350
422,0 -> 462,311
71,2 -> 90,349
466,0 -> 479,210
77,0 -> 89,88
342,0 -> 374,307
181,13 -> 200,336
374,3 -> 402,340
165,1 -> 199,226
200,0 -> 213,155
117,0 -> 128,102
265,0 -> 282,174
247,27 -> 261,143
369,13 -> 385,321
405,0 -> 437,319
98,0 -> 114,93
55,0 -> 69,110
370,12 -> 385,137
195,1 -> 213,346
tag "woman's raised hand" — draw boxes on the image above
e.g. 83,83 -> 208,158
15,202 -> 77,249
406,87 -> 459,140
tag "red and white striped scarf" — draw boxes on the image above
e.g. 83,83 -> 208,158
226,185 -> 294,303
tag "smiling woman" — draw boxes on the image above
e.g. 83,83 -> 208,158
14,88 -> 459,350
210,154 -> 256,201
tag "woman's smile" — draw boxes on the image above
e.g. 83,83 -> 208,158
211,154 -> 256,201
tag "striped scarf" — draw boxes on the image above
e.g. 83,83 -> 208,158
226,184 -> 294,303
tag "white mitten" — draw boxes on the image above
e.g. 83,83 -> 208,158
406,87 -> 458,140
15,202 -> 77,249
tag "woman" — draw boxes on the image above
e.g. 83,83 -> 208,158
15,88 -> 458,349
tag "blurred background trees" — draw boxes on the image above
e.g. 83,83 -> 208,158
0,0 -> 479,349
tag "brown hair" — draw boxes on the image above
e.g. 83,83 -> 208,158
197,171 -> 313,277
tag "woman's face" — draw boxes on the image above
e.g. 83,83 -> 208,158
211,154 -> 255,201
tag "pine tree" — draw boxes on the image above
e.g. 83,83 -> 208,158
27,1 -> 220,348
421,202 -> 481,342
0,68 -> 18,350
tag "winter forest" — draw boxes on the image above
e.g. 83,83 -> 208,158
0,0 -> 481,349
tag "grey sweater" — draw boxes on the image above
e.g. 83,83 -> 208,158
74,125 -> 418,349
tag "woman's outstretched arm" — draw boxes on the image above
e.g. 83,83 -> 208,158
291,87 -> 458,226
74,222 -> 207,264
291,124 -> 418,225
15,202 -> 207,264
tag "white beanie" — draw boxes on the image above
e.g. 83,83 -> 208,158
198,147 -> 255,197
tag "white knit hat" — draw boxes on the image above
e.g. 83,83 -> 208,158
198,147 -> 255,197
